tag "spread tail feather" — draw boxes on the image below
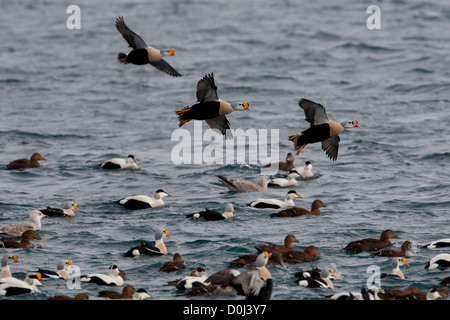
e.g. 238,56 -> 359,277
176,107 -> 192,127
118,52 -> 128,64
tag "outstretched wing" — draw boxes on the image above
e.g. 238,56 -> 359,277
321,136 -> 340,161
196,73 -> 219,102
115,16 -> 148,49
205,115 -> 232,139
299,99 -> 330,126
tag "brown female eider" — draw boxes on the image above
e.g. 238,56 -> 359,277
263,153 -> 296,171
273,199 -> 326,217
158,253 -> 185,273
343,229 -> 401,253
6,153 -> 46,170
1,230 -> 40,249
372,241 -> 413,257
255,234 -> 299,254
289,99 -> 359,161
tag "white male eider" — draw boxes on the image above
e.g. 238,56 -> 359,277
248,190 -> 303,209
40,202 -> 78,217
423,238 -> 450,249
117,189 -> 171,210
0,210 -> 46,237
175,268 -> 208,290
176,73 -> 250,139
268,170 -> 301,187
80,264 -> 125,286
289,99 -> 359,161
424,253 -> 450,270
0,273 -> 44,296
133,288 -> 155,300
125,229 -> 170,257
185,203 -> 234,221
101,155 -> 138,169
296,268 -> 335,289
115,16 -> 185,77
293,161 -> 314,179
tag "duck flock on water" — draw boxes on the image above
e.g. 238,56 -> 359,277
1,16 -> 449,301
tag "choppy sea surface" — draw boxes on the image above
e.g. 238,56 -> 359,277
0,0 -> 449,303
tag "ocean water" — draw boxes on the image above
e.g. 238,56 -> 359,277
0,0 -> 449,302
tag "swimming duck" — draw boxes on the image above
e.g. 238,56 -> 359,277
101,155 -> 139,169
98,285 -> 136,299
378,286 -> 420,300
159,253 -> 185,273
0,210 -> 46,237
176,73 -> 250,139
133,288 -> 155,300
293,161 -> 314,178
372,241 -> 413,257
40,202 -> 78,217
80,264 -> 125,286
423,238 -> 450,249
0,273 -> 43,296
175,268 -> 208,290
282,246 -> 322,263
255,234 -> 299,254
117,189 -> 171,210
268,170 -> 300,187
380,258 -> 408,279
115,16 -> 184,77
296,268 -> 335,289
6,152 -> 46,170
229,251 -> 286,269
424,253 -> 450,270
263,153 -> 296,171
185,203 -> 234,221
38,260 -> 73,280
273,199 -> 326,217
1,230 -> 40,248
288,99 -> 359,161
343,229 -> 401,253
361,286 -> 384,300
183,269 -> 241,297
1,255 -> 20,278
47,293 -> 90,300
217,175 -> 270,192
248,190 -> 303,209
125,228 -> 170,257
231,252 -> 273,300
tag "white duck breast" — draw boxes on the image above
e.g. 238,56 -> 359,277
248,190 -> 303,209
80,265 -> 124,286
423,238 -> 450,249
293,161 -> 314,179
101,155 -> 138,169
118,189 -> 171,210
